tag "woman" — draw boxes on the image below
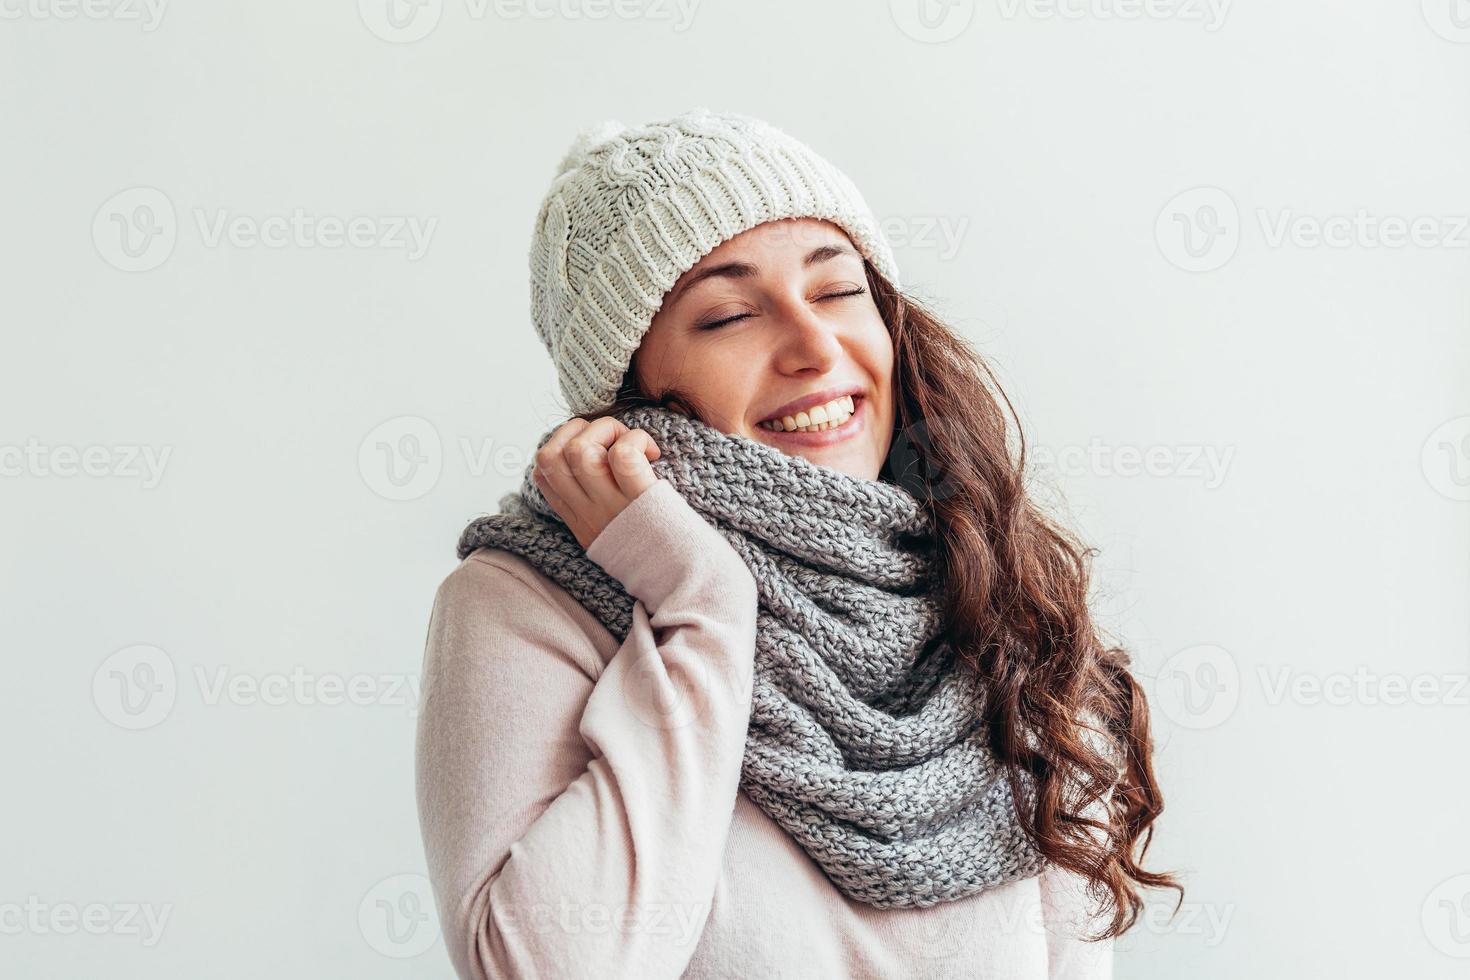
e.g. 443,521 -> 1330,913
417,107 -> 1177,979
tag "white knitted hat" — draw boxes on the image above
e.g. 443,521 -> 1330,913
529,106 -> 902,416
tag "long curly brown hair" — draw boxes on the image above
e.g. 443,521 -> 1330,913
576,260 -> 1181,940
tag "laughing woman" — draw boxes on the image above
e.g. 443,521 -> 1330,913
415,107 -> 1178,979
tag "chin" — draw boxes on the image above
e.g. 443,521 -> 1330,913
798,446 -> 881,481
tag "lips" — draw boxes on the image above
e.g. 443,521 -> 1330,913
757,385 -> 865,426
755,392 -> 867,446
758,394 -> 856,432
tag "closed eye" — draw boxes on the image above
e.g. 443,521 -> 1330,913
695,286 -> 867,331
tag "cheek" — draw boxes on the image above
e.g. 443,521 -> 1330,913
708,377 -> 757,425
672,343 -> 764,428
858,317 -> 896,392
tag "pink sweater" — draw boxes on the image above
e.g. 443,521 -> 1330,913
416,478 -> 1115,979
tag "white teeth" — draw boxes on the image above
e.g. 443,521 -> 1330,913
760,394 -> 857,433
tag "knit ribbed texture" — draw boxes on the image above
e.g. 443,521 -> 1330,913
530,107 -> 902,416
456,406 -> 1047,910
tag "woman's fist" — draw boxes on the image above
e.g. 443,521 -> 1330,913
532,417 -> 662,550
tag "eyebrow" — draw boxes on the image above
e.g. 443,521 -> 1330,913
666,243 -> 860,305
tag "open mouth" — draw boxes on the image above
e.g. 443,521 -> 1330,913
756,394 -> 864,443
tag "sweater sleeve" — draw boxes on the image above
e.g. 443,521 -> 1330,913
415,478 -> 758,980
1038,765 -> 1118,979
1039,864 -> 1115,979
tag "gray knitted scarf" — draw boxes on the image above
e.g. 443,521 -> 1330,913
456,405 -> 1045,909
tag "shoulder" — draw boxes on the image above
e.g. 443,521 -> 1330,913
436,546 -> 559,606
427,547 -> 619,679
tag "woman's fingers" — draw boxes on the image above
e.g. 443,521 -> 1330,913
531,416 -> 663,549
531,465 -> 570,519
563,418 -> 631,516
606,428 -> 661,498
535,419 -> 596,531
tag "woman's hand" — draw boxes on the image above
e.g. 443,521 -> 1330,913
532,417 -> 663,550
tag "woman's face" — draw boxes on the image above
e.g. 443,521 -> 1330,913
634,217 -> 895,481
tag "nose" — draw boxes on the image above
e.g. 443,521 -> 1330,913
771,298 -> 843,375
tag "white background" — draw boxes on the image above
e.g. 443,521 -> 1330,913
3,1 -> 1469,977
